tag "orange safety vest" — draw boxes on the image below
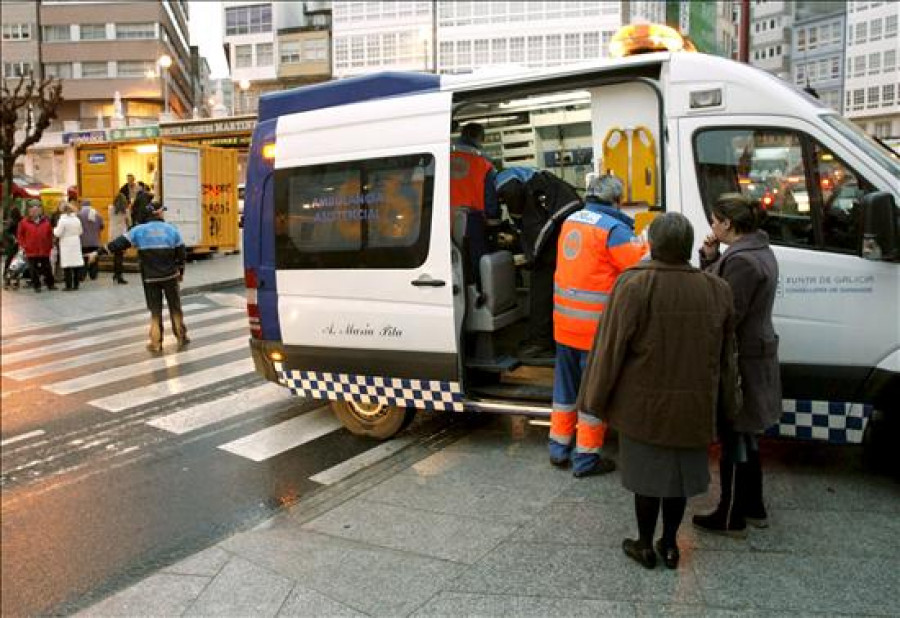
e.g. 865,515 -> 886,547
450,145 -> 493,213
553,204 -> 648,351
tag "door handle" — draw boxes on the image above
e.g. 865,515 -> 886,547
411,275 -> 446,287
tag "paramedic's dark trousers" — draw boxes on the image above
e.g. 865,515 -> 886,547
144,278 -> 187,345
529,256 -> 555,347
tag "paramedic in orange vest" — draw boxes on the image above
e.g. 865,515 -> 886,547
450,122 -> 499,282
551,174 -> 648,477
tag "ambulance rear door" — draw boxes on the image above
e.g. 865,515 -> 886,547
272,91 -> 460,392
160,141 -> 202,247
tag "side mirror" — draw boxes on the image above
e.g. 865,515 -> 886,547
859,191 -> 899,261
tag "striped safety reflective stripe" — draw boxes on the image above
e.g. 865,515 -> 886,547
554,283 -> 610,304
553,304 -> 604,321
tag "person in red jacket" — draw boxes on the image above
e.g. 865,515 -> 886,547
16,200 -> 56,293
550,174 -> 648,476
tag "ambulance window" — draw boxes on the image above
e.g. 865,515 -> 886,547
273,154 -> 435,269
812,142 -> 875,253
694,129 -> 814,247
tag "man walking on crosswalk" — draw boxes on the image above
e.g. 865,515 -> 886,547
89,201 -> 190,353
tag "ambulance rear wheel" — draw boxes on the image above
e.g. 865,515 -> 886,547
331,400 -> 416,440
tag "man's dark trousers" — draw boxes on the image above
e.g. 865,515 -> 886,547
27,256 -> 54,290
144,278 -> 187,346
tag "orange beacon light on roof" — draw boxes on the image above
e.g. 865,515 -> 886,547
609,23 -> 697,58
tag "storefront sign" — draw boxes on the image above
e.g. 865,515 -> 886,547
63,129 -> 108,144
88,153 -> 107,164
159,117 -> 257,138
109,126 -> 160,141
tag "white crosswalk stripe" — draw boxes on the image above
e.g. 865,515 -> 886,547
3,318 -> 247,381
44,336 -> 249,395
217,406 -> 341,462
88,358 -> 255,412
2,307 -> 241,366
146,383 -> 294,435
2,303 -> 210,348
309,436 -> 415,485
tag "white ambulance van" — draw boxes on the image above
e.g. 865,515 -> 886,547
243,29 -> 899,463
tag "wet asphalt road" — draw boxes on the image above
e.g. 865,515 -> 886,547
0,292 -> 455,616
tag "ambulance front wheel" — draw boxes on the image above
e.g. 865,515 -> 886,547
862,409 -> 898,476
331,400 -> 416,440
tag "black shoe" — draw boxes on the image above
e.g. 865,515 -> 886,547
573,457 -> 616,478
655,539 -> 680,569
692,510 -> 748,539
622,539 -> 656,569
115,277 -> 128,284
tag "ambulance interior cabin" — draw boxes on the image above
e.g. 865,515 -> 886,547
449,73 -> 661,403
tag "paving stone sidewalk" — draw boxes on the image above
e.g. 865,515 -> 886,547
81,417 -> 900,617
1,253 -> 243,334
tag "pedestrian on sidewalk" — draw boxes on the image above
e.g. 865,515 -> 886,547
77,199 -> 104,282
549,174 -> 647,477
3,205 -> 23,289
53,201 -> 85,291
16,200 -> 56,293
108,194 -> 130,284
89,201 -> 189,352
576,213 -> 738,570
693,193 -> 781,537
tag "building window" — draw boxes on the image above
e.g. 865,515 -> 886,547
81,62 -> 108,78
510,36 -> 525,63
2,23 -> 32,41
42,25 -> 71,42
855,22 -> 867,44
383,33 -> 397,64
3,61 -> 33,78
80,24 -> 107,40
564,33 -> 579,61
280,41 -> 301,64
235,44 -> 252,68
854,55 -> 866,77
546,34 -> 562,64
527,35 -> 542,66
885,49 -> 897,72
334,38 -> 348,68
474,39 -> 489,66
225,4 -> 272,35
256,43 -> 273,66
439,41 -> 453,69
808,26 -> 818,49
869,52 -> 881,74
797,28 -> 806,51
350,35 -> 364,67
776,44 -> 782,55
831,57 -> 840,79
870,17 -> 883,41
366,35 -> 380,66
116,22 -> 155,40
456,40 -> 471,67
43,62 -> 72,79
795,64 -> 805,84
853,88 -> 864,111
583,32 -> 599,59
887,14 -> 898,38
117,60 -> 153,77
491,38 -> 507,64
867,86 -> 880,109
884,84 -> 896,106
831,22 -> 841,44
874,121 -> 891,138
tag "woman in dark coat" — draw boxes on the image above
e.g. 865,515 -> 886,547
3,205 -> 23,288
577,213 -> 737,569
693,193 -> 781,537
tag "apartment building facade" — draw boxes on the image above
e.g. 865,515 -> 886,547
224,1 -> 331,115
791,1 -> 846,112
843,0 -> 899,140
749,0 -> 793,80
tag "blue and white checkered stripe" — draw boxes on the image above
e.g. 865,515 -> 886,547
273,363 -> 465,413
769,400 -> 874,444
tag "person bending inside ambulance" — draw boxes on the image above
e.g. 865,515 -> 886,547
89,202 -> 189,353
550,174 -> 648,477
450,122 -> 500,277
496,166 -> 583,360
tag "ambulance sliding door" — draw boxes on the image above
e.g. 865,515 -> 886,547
272,91 -> 459,383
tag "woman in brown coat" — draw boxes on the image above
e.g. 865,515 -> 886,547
577,213 -> 737,569
693,193 -> 781,537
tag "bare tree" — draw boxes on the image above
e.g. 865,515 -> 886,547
1,74 -> 63,219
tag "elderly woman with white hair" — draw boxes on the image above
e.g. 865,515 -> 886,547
53,200 -> 84,291
576,212 -> 739,569
548,173 -> 648,477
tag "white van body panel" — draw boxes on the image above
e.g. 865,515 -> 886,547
677,113 -> 900,371
273,92 -> 457,354
161,144 -> 202,246
877,349 -> 900,373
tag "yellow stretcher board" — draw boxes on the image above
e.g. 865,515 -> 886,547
630,126 -> 656,206
602,128 -> 629,196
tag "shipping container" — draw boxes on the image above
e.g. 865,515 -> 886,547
76,139 -> 239,254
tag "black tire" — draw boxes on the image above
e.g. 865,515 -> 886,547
330,400 -> 416,440
862,409 -> 899,475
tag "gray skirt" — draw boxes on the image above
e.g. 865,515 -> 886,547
619,434 -> 710,498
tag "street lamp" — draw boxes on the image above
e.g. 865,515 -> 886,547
239,79 -> 250,114
157,54 -> 172,116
